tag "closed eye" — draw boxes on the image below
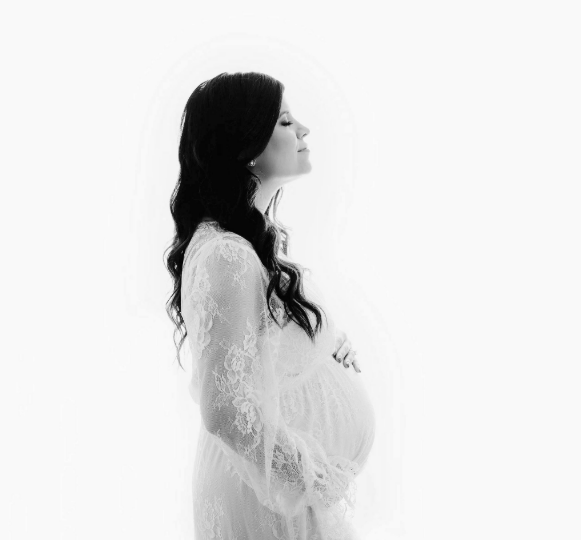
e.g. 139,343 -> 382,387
282,121 -> 294,126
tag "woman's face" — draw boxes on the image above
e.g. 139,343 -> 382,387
253,94 -> 311,181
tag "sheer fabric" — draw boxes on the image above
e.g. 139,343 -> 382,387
181,221 -> 376,540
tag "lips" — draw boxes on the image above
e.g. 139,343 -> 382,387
298,147 -> 309,152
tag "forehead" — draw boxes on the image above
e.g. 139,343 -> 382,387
280,94 -> 290,111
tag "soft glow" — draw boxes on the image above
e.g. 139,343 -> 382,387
5,3 -> 581,540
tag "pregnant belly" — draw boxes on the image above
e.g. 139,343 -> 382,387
280,359 -> 376,467
322,359 -> 376,464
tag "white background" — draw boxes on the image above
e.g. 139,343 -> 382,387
1,1 -> 580,539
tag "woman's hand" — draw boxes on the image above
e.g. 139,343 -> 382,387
333,329 -> 362,373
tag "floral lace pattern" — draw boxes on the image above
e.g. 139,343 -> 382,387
201,495 -> 226,539
182,222 -> 376,539
212,317 -> 264,448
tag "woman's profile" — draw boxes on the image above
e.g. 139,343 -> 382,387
165,71 -> 376,540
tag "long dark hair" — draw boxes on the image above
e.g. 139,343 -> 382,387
164,71 -> 327,370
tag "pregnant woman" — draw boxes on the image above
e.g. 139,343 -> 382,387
165,72 -> 376,540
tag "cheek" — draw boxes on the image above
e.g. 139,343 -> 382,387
271,130 -> 296,152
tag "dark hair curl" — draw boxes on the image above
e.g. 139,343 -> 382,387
164,71 -> 326,370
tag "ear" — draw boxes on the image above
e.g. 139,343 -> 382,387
238,151 -> 260,163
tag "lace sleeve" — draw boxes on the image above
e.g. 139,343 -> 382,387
191,236 -> 359,521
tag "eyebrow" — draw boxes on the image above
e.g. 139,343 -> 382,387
278,110 -> 289,118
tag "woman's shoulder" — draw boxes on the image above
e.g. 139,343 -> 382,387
189,222 -> 263,273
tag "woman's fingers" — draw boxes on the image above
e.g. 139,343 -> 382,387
333,336 -> 362,373
334,340 -> 351,363
343,349 -> 361,372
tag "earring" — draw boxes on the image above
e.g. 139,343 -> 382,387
248,159 -> 256,167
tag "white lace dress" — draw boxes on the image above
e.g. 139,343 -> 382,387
180,221 -> 376,540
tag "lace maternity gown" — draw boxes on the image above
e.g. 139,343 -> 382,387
180,221 -> 376,540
